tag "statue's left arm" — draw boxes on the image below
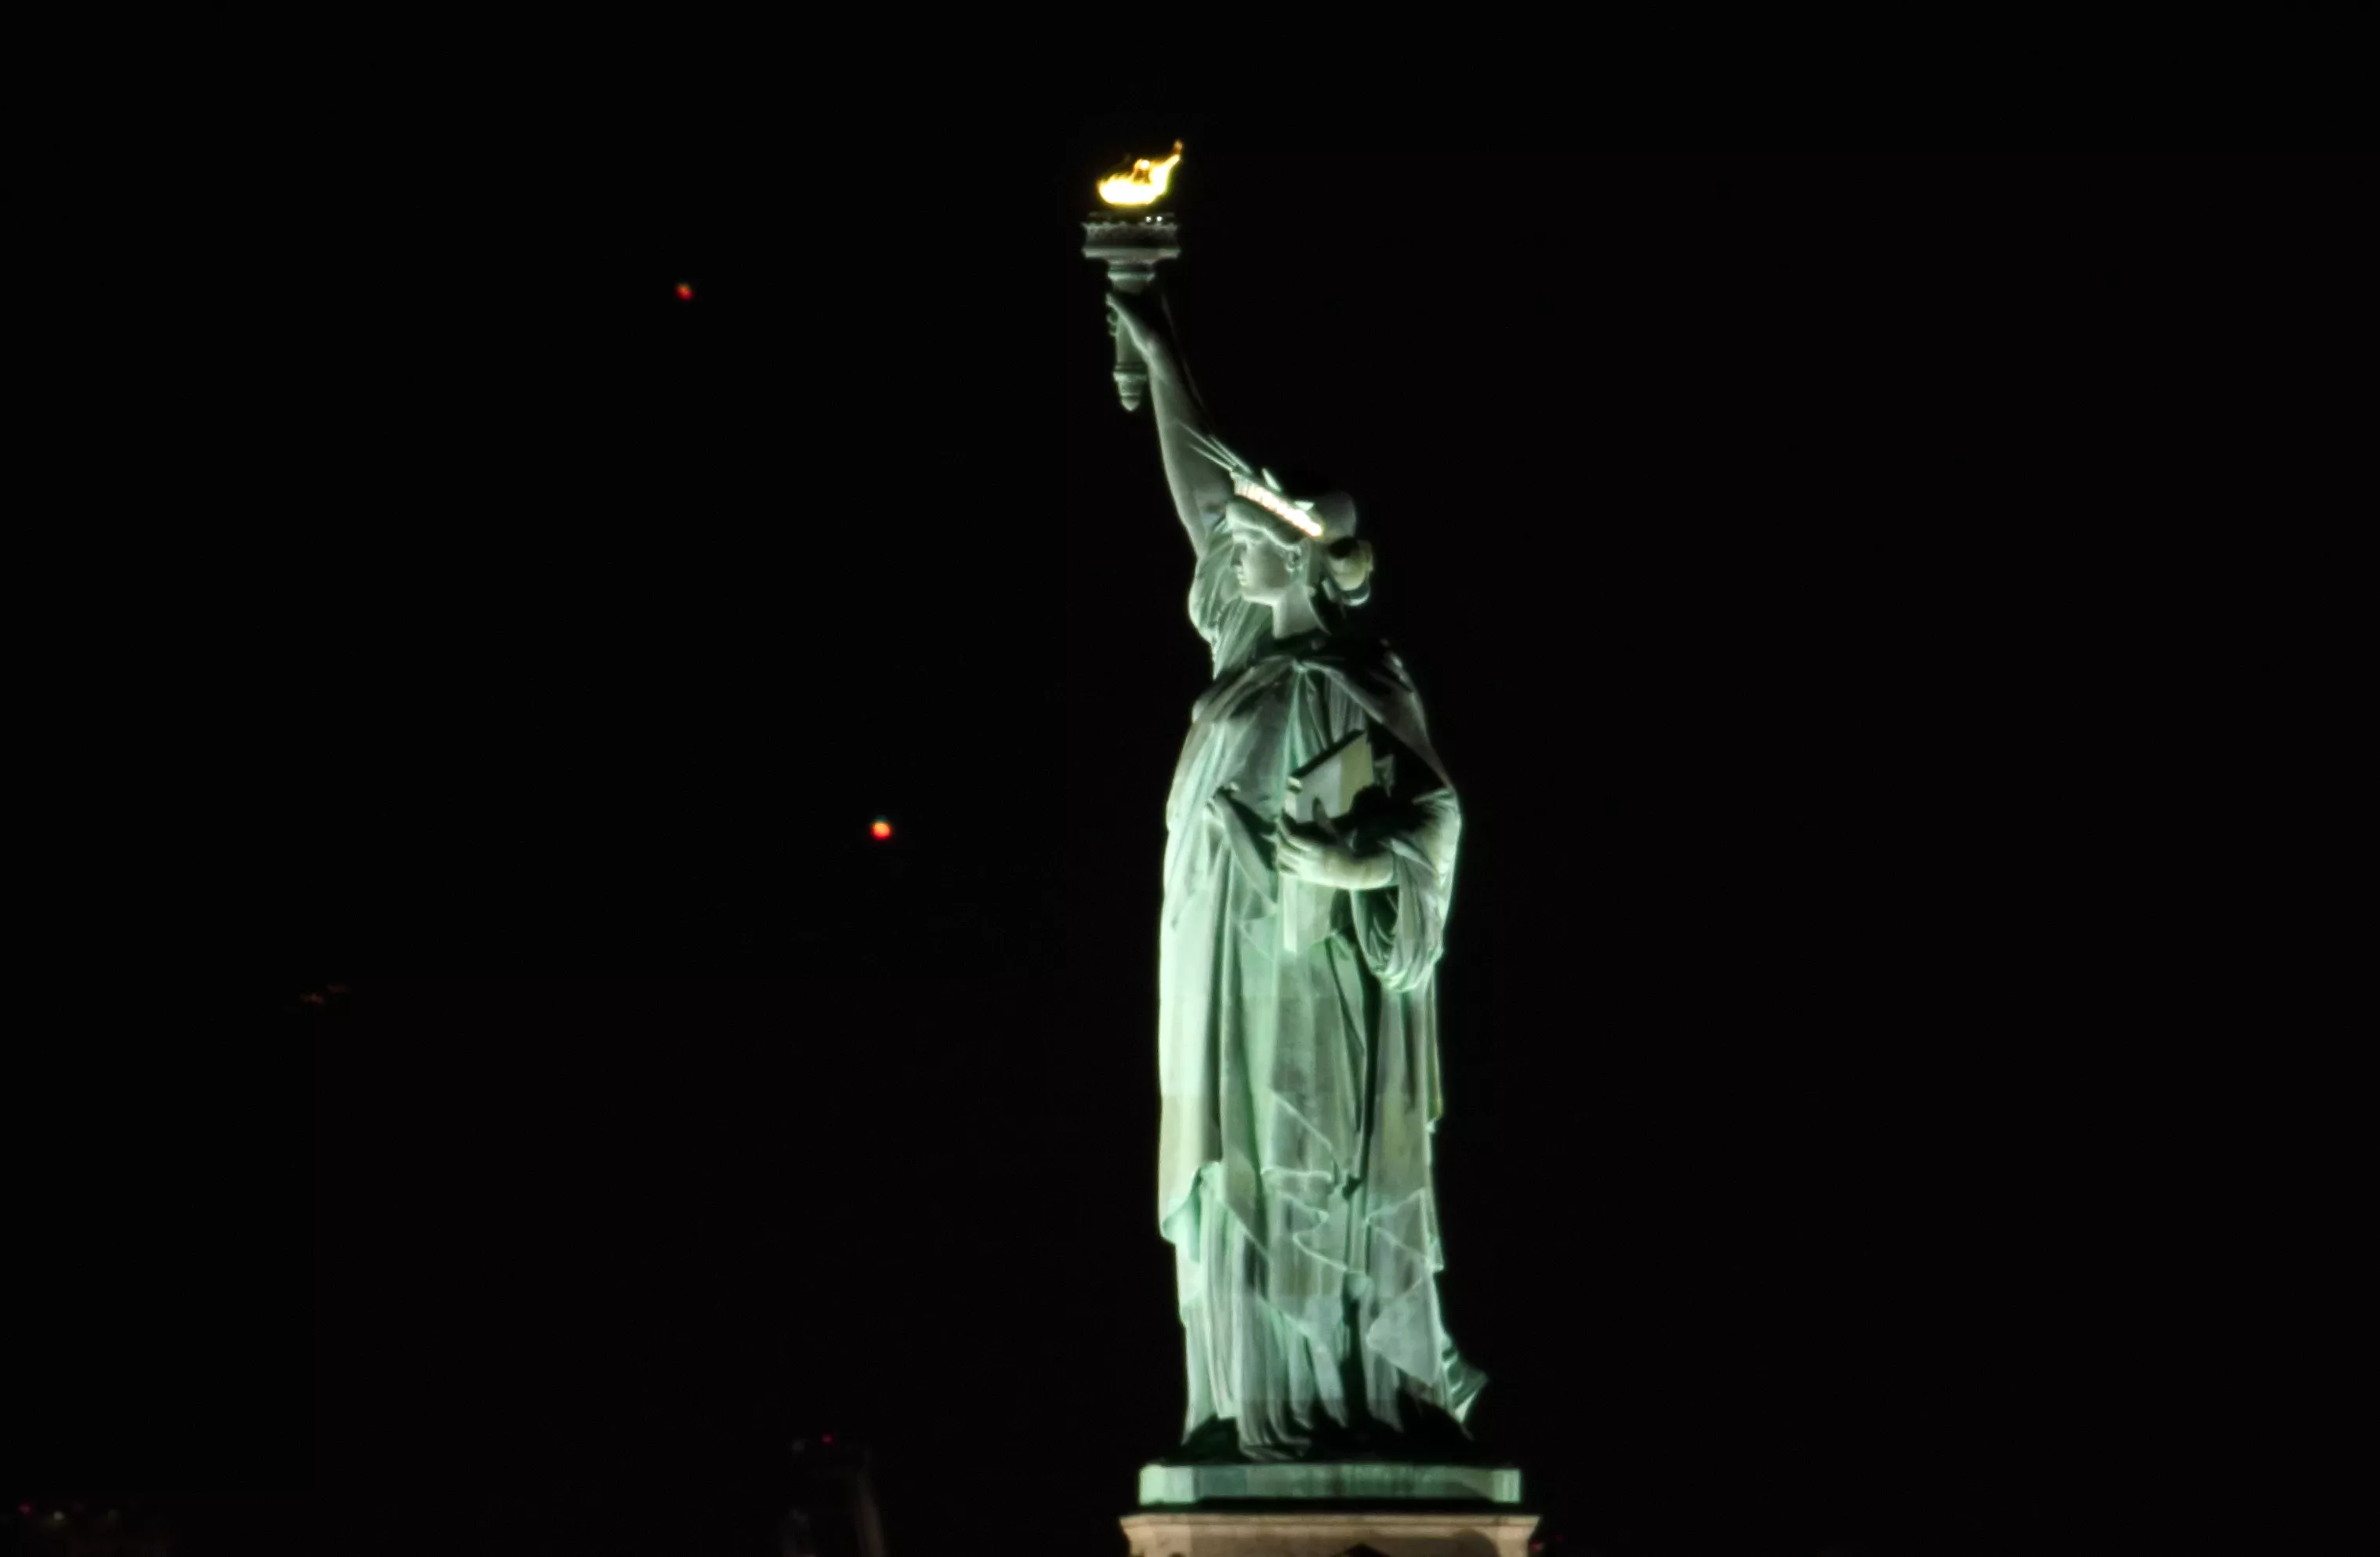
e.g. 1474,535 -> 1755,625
1274,725 -> 1460,993
1337,651 -> 1464,994
1344,762 -> 1461,996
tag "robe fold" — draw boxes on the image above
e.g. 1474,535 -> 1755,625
1156,527 -> 1484,1458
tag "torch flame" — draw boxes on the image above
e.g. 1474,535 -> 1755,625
1097,141 -> 1183,208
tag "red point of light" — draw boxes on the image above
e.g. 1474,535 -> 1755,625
822,1432 -> 835,1445
676,283 -> 695,301
869,821 -> 892,840
16,1505 -> 31,1518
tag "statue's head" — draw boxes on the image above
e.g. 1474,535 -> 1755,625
1224,487 -> 1373,614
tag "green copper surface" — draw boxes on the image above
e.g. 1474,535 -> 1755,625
1098,286 -> 1493,1466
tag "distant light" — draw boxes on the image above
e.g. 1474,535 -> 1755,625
869,820 -> 892,841
15,1504 -> 29,1517
822,1432 -> 835,1445
676,283 -> 695,301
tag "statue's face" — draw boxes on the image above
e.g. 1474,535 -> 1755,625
1225,505 -> 1302,604
1234,539 -> 1296,604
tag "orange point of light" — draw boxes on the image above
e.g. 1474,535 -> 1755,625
870,820 -> 892,840
676,283 -> 694,300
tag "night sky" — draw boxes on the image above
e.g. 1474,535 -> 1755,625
12,104 -> 2335,1557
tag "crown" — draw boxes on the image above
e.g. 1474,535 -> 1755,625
1184,427 -> 1348,542
1231,474 -> 1326,538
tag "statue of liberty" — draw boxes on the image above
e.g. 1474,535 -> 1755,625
1107,290 -> 1489,1465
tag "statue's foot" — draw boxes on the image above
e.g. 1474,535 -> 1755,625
1162,1404 -> 1502,1468
1159,1416 -> 1248,1465
1381,1399 -> 1506,1467
1277,1400 -> 1504,1466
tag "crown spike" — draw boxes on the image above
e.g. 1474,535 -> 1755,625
1181,426 -> 1250,474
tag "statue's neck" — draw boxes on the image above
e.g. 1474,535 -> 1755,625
1269,587 -> 1323,644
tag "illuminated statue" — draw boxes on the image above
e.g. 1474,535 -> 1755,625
1107,290 -> 1486,1465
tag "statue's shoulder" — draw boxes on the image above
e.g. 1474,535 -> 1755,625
1311,633 -> 1425,708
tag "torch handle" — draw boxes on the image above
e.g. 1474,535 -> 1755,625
1108,274 -> 1156,412
1083,216 -> 1178,414
1112,326 -> 1148,412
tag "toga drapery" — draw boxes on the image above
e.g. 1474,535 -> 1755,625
1157,524 -> 1485,1460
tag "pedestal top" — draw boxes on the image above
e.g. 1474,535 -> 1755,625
1138,1461 -> 1524,1507
1123,1507 -> 1540,1557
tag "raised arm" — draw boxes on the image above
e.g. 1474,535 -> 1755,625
1108,291 -> 1234,559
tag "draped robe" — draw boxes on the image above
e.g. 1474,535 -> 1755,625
1157,528 -> 1486,1459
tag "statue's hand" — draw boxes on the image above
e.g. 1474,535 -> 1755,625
1275,815 -> 1395,891
1106,292 -> 1175,372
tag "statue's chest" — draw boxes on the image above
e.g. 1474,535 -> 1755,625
1217,680 -> 1292,800
1190,666 -> 1330,806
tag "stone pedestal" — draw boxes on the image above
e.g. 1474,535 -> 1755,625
1123,1463 -> 1535,1557
1120,1508 -> 1539,1557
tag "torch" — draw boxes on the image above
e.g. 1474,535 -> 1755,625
1082,141 -> 1183,412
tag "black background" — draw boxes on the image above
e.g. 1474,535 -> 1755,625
9,91 -> 2350,1557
